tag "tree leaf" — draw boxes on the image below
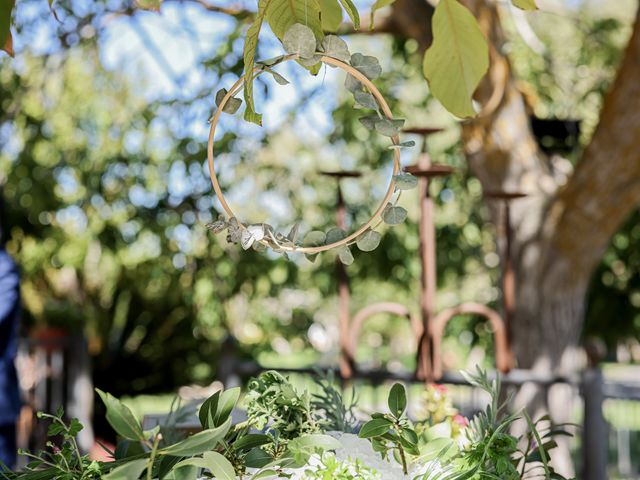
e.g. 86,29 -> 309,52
338,246 -> 354,265
512,0 -> 537,10
96,389 -> 145,442
359,115 -> 379,130
393,172 -> 418,190
266,0 -> 323,43
321,35 -> 351,63
370,0 -> 396,30
215,88 -> 242,114
354,90 -> 378,110
319,0 -> 342,32
283,23 -> 317,59
388,383 -> 407,417
161,417 -> 231,456
337,0 -> 360,29
102,459 -> 148,480
0,0 -> 14,51
356,229 -> 381,252
199,391 -> 220,429
232,433 -> 271,452
382,204 -> 408,225
242,0 -> 269,125
423,0 -> 489,118
174,451 -> 236,480
350,53 -> 382,80
135,0 -> 162,11
287,222 -> 301,243
358,418 -> 392,438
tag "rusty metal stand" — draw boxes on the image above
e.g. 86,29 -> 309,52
336,127 -> 514,383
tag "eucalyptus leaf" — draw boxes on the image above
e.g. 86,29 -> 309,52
266,0 -> 323,42
338,246 -> 354,265
375,118 -> 404,137
393,172 -> 418,190
388,140 -> 416,150
304,230 -> 326,247
354,90 -> 378,110
423,0 -> 489,118
264,67 -> 290,85
287,222 -> 301,243
283,23 -> 317,59
298,54 -> 323,67
350,53 -> 382,80
205,217 -> 227,234
382,204 -> 408,225
358,114 -> 380,130
345,74 -> 362,93
215,88 -> 242,114
257,55 -> 286,67
356,229 -> 381,252
321,35 -> 351,63
325,227 -> 346,244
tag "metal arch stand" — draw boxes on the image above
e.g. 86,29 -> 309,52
337,127 -> 516,384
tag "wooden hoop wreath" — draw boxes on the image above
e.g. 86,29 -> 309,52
207,55 -> 402,254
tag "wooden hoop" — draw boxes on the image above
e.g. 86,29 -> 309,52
207,55 -> 401,254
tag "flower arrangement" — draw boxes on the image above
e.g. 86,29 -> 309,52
2,368 -> 572,479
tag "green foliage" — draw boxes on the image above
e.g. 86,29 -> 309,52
303,453 -> 380,479
423,0 -> 489,118
0,0 -> 13,48
359,383 -> 418,475
311,371 -> 358,432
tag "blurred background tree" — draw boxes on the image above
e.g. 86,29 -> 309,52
1,3 -> 640,474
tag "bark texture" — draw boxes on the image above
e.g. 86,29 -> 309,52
382,0 -> 640,475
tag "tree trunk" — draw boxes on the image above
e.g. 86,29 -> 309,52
384,0 -> 640,475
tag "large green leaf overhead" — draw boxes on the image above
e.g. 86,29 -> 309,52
423,0 -> 489,118
0,0 -> 14,50
265,0 -> 323,41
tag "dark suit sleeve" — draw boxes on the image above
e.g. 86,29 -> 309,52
0,257 -> 20,324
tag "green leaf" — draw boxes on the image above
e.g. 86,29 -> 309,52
102,459 -> 148,480
304,230 -> 326,247
356,229 -> 381,252
215,88 -> 242,114
213,387 -> 240,427
388,140 -> 416,150
161,417 -> 231,456
265,68 -> 290,85
325,227 -> 346,244
0,0 -> 14,51
388,383 -> 407,417
232,433 -> 271,452
338,246 -> 354,265
382,204 -> 408,225
337,0 -> 360,29
287,434 -> 341,465
358,115 -> 379,130
421,437 -> 455,462
350,53 -> 382,80
393,172 -> 418,190
370,0 -> 396,29
358,418 -> 392,438
242,0 -> 269,125
321,35 -> 351,63
512,0 -> 537,10
423,0 -> 489,118
354,90 -> 378,110
320,0 -> 342,32
266,0 -> 323,42
244,447 -> 274,468
198,390 -> 219,429
175,451 -> 235,480
283,23 -> 317,58
96,389 -> 145,442
375,118 -> 404,137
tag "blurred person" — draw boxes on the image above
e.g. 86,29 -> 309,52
0,192 -> 20,468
